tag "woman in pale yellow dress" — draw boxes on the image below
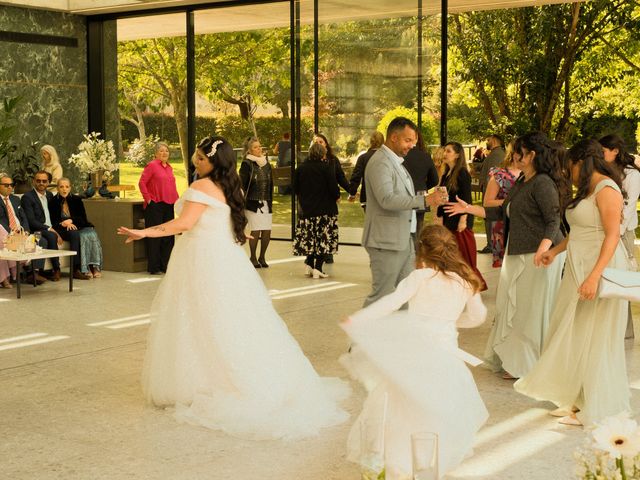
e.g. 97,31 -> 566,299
514,139 -> 630,426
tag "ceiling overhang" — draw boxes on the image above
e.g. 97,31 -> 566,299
0,0 -> 585,16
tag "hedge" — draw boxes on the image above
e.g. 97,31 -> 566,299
121,113 -> 313,152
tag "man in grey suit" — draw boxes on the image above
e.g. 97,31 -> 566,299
362,117 -> 441,306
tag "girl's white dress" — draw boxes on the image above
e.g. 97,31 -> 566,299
341,268 -> 488,479
141,188 -> 349,439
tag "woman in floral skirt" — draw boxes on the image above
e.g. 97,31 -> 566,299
293,142 -> 340,279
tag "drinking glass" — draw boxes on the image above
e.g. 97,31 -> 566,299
435,186 -> 448,203
33,232 -> 42,252
360,419 -> 384,480
411,432 -> 439,480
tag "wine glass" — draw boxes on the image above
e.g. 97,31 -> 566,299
411,432 -> 439,480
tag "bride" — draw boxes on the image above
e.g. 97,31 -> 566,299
118,136 -> 349,440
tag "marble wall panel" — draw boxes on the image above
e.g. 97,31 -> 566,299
0,5 -> 87,186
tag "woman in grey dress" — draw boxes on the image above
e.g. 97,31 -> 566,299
445,132 -> 570,379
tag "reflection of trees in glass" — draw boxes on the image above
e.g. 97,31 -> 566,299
448,0 -> 639,141
118,37 -> 188,172
195,29 -> 291,138
313,16 -> 442,155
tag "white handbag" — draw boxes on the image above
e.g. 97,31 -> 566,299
599,268 -> 640,303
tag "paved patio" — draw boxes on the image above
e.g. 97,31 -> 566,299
2,236 -> 639,479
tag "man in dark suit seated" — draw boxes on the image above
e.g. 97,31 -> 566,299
21,171 -> 62,281
0,172 -> 47,284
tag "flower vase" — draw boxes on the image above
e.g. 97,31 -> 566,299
90,170 -> 104,188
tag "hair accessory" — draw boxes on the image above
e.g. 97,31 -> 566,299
206,140 -> 224,158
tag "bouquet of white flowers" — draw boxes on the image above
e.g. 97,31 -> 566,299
68,132 -> 117,175
575,412 -> 640,479
125,134 -> 160,167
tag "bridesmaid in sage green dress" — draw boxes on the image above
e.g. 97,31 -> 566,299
514,139 -> 630,427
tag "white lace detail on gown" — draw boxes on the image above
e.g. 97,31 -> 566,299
141,187 -> 349,440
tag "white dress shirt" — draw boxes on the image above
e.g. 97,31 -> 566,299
36,190 -> 52,228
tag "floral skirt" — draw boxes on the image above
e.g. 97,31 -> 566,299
293,215 -> 338,256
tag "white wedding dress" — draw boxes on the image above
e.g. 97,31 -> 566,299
141,188 -> 350,440
341,268 -> 489,479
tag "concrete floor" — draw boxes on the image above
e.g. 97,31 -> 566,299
2,237 -> 640,480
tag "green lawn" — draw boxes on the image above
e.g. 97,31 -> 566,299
118,160 -> 492,233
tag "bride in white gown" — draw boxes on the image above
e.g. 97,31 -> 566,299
118,136 -> 349,440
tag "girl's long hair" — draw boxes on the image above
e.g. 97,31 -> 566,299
441,142 -> 468,192
599,134 -> 639,177
565,139 -> 622,211
417,225 -> 483,293
196,136 -> 248,244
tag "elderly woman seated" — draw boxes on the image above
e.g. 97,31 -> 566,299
50,178 -> 103,278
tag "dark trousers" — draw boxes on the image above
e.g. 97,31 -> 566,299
38,230 -> 60,270
144,201 -> 175,273
58,229 -> 81,268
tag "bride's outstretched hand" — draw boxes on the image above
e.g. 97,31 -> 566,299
339,316 -> 352,326
117,226 -> 145,243
443,196 -> 468,216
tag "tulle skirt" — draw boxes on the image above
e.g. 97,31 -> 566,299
341,311 -> 488,479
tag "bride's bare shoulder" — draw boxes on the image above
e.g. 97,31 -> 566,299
190,178 -> 227,204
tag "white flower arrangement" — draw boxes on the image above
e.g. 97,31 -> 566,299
575,412 -> 640,479
125,134 -> 160,167
68,132 -> 117,175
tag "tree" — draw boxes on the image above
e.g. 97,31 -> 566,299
118,37 -> 188,172
195,29 -> 291,137
449,0 -> 639,140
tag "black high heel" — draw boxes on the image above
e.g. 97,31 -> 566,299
251,259 -> 261,268
258,258 -> 269,268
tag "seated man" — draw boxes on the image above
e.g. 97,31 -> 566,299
0,172 -> 47,284
21,171 -> 62,281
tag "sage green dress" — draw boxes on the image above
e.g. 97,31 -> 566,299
514,179 -> 630,425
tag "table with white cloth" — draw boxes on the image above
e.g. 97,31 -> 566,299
0,248 -> 77,299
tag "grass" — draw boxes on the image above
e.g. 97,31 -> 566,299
118,160 -> 487,233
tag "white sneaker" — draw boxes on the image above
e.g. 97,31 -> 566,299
305,264 -> 313,277
312,268 -> 329,279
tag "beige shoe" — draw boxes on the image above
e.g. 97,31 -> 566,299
312,269 -> 329,279
549,406 -> 579,418
305,264 -> 313,277
559,415 -> 582,427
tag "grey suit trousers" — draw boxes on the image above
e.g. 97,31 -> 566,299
364,236 -> 415,307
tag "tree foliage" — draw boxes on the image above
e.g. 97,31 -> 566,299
118,37 -> 188,172
449,0 -> 639,140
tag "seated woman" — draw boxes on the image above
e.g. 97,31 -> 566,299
0,225 -> 16,288
50,178 -> 102,278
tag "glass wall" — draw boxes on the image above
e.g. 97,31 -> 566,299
194,2 -> 292,238
101,0 -> 443,242
116,13 -> 189,197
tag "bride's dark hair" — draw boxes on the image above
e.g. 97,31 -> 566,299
197,136 -> 248,244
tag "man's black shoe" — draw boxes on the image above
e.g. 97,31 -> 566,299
477,245 -> 492,254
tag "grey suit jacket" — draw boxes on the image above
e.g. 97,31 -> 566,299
362,146 -> 425,251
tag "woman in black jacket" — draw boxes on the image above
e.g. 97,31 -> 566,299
437,141 -> 486,290
50,178 -> 102,279
312,133 -> 349,264
239,137 -> 273,268
293,142 -> 340,279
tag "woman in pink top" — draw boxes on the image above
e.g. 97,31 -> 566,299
139,142 -> 179,274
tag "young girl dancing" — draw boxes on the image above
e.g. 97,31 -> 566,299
341,224 -> 488,479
